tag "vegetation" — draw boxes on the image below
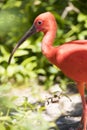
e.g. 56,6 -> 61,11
0,0 -> 87,130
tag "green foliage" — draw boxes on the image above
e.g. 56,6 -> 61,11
0,85 -> 52,130
0,0 -> 87,88
0,0 -> 87,89
10,112 -> 49,130
0,1 -> 87,130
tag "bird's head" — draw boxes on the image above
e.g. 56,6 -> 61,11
34,12 -> 57,33
8,12 -> 57,64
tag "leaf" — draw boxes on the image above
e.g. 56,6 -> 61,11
78,13 -> 87,22
78,31 -> 87,39
21,57 -> 36,66
0,123 -> 6,130
13,49 -> 29,57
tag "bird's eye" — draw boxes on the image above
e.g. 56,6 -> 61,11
37,21 -> 42,25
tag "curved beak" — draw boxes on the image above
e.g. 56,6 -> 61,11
8,24 -> 36,64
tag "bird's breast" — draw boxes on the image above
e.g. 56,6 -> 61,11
56,43 -> 87,82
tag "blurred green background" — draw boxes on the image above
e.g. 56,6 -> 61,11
0,0 -> 87,88
0,0 -> 87,130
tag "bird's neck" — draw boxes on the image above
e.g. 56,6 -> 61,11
41,30 -> 57,59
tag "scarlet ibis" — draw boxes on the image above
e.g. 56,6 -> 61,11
8,12 -> 87,130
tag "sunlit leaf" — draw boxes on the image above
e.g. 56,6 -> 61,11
78,13 -> 87,22
0,123 -> 6,130
13,49 -> 29,56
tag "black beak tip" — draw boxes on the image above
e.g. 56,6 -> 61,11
8,57 -> 11,64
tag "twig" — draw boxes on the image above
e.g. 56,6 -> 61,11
61,2 -> 80,19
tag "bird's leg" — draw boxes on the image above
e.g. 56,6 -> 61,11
77,82 -> 87,130
81,95 -> 87,130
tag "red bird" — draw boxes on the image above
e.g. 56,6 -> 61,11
9,12 -> 87,130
